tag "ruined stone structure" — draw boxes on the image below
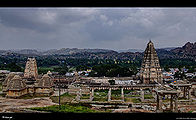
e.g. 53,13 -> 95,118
2,73 -> 15,92
155,89 -> 180,112
24,58 -> 38,79
170,83 -> 192,99
35,74 -> 54,96
3,73 -> 54,98
140,41 -> 163,84
6,75 -> 28,98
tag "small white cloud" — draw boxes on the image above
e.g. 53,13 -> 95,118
100,14 -> 108,21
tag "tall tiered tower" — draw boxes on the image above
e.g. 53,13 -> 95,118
140,40 -> 163,84
24,58 -> 38,79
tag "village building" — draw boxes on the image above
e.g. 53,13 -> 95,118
163,76 -> 174,82
6,75 -> 28,98
139,40 -> 163,84
92,77 -> 110,85
0,70 -> 10,74
115,80 -> 135,85
185,73 -> 195,78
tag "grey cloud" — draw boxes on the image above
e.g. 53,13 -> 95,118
0,8 -> 196,50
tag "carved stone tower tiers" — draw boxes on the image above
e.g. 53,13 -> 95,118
24,58 -> 38,79
140,40 -> 163,84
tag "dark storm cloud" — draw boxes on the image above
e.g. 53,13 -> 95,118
0,8 -> 196,50
0,9 -> 57,32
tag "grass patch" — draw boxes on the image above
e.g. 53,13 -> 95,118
144,94 -> 153,99
50,93 -> 76,103
125,97 -> 132,102
30,103 -> 109,113
131,98 -> 141,103
178,98 -> 188,100
124,90 -> 137,94
125,98 -> 141,103
111,94 -> 122,100
93,97 -> 107,101
61,93 -> 76,98
94,92 -> 107,97
188,110 -> 193,113
163,99 -> 170,102
125,95 -> 140,97
94,89 -> 136,94
20,94 -> 48,99
93,91 -> 108,101
81,94 -> 90,99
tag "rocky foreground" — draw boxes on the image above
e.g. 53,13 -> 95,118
0,96 -> 57,113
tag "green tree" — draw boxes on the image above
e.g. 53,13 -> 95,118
53,63 -> 68,75
108,80 -> 115,85
174,71 -> 185,80
6,62 -> 22,72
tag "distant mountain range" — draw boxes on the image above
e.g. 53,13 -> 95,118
171,42 -> 196,56
0,48 -> 115,56
0,42 -> 195,60
118,49 -> 144,53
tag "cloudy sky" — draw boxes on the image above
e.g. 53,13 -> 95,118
0,8 -> 195,51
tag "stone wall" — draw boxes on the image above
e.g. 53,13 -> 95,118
7,89 -> 28,98
35,88 -> 53,95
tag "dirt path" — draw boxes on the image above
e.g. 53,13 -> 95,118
0,96 -> 57,113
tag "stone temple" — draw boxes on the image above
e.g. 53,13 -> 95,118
2,58 -> 54,98
139,40 -> 163,84
24,58 -> 38,79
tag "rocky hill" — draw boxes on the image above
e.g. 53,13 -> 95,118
171,42 -> 196,57
42,48 -> 115,55
0,42 -> 195,60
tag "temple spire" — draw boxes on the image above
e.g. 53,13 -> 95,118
139,40 -> 163,84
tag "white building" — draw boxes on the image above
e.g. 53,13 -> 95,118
65,72 -> 74,77
0,70 -> 10,74
93,77 -> 110,84
115,80 -> 135,85
185,73 -> 195,78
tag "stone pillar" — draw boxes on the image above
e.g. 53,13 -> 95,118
194,88 -> 196,96
76,91 -> 81,101
159,95 -> 163,111
156,93 -> 163,112
152,91 -> 157,101
108,88 -> 111,102
121,88 -> 124,102
183,87 -> 186,98
90,88 -> 94,101
156,94 -> 159,111
170,95 -> 173,111
188,88 -> 191,99
140,90 -> 144,102
174,95 -> 178,112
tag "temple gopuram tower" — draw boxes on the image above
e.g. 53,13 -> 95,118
140,40 -> 163,84
24,58 -> 38,79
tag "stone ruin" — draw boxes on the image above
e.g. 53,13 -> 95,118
139,40 -> 163,84
24,58 -> 38,79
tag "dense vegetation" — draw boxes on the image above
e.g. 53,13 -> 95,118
30,103 -> 109,113
160,58 -> 196,71
0,55 -> 195,77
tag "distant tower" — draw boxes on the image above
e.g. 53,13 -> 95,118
24,58 -> 38,79
139,40 -> 163,84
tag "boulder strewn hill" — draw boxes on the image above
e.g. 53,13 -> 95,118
171,42 -> 196,56
0,42 -> 195,60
